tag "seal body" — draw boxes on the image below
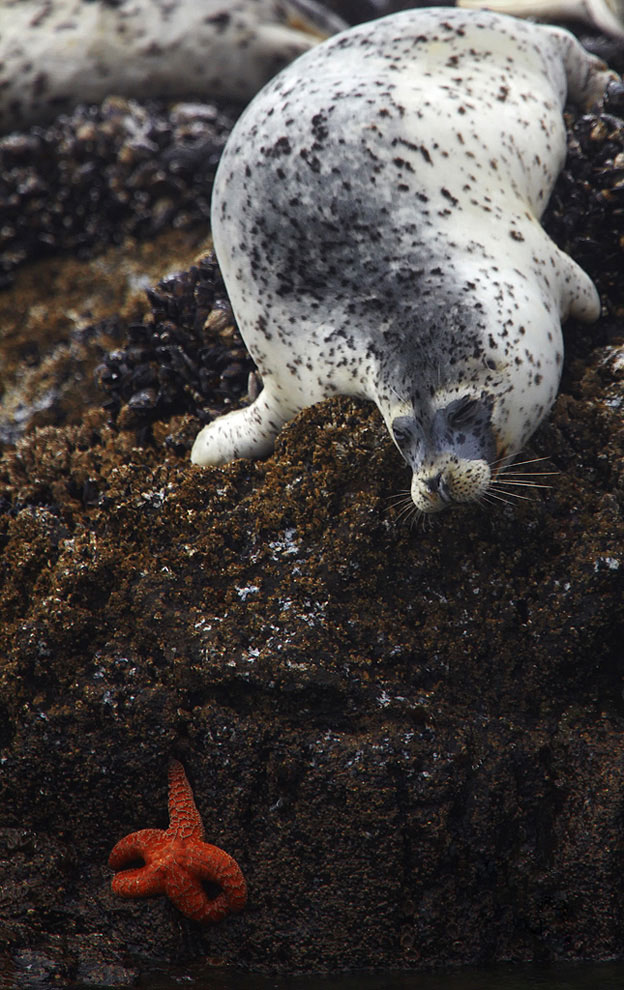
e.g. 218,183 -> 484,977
0,0 -> 345,133
458,0 -> 624,40
192,8 -> 614,512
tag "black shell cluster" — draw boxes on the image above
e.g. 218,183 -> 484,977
0,97 -> 239,289
97,253 -> 257,439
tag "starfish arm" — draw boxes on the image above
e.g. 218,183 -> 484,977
111,862 -> 165,899
109,829 -> 169,899
167,760 -> 205,842
186,842 -> 248,917
108,828 -> 165,870
163,866 -> 223,923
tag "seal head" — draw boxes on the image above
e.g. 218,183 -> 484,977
391,394 -> 497,514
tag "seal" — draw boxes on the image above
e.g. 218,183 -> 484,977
0,0 -> 346,133
458,0 -> 624,40
190,7 -> 617,513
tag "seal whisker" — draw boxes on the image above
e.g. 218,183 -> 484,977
496,478 -> 556,485
490,451 -> 520,468
385,490 -> 413,503
493,455 -> 554,469
493,475 -> 554,485
488,486 -> 537,503
477,491 -> 500,507
494,479 -> 552,488
416,509 -> 430,533
392,497 -> 418,524
385,491 -> 413,510
480,489 -> 517,507
395,507 -> 417,525
496,470 -> 558,477
394,500 -> 423,530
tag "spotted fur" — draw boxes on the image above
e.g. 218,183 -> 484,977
0,0 -> 345,133
191,8 -> 616,512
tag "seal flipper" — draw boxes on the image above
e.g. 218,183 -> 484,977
555,27 -> 619,108
557,250 -> 601,323
191,384 -> 297,466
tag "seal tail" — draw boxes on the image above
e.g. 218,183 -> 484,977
558,251 -> 601,323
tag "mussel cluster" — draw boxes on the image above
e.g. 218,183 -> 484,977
97,253 -> 257,436
0,97 -> 239,289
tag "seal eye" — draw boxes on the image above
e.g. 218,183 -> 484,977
392,416 -> 424,460
447,397 -> 480,430
392,415 -> 415,451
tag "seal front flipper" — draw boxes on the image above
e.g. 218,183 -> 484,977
553,25 -> 620,107
190,384 -> 297,466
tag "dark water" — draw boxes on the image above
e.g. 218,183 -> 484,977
132,962 -> 624,990
6,960 -> 624,990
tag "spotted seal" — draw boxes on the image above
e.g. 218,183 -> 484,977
190,8 -> 616,513
458,0 -> 624,40
0,0 -> 346,133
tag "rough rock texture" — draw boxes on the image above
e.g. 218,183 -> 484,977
0,226 -> 212,447
1,29 -> 624,990
0,97 -> 237,289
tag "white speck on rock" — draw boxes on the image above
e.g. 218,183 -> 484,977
236,584 -> 260,601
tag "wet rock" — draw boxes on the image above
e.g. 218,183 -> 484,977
0,354 -> 622,980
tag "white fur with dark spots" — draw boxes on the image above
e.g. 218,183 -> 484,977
0,0 -> 345,132
192,8 -> 616,513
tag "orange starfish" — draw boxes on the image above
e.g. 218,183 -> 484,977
108,759 -> 247,923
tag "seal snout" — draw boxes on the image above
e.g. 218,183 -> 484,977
424,472 -> 445,495
411,457 -> 492,513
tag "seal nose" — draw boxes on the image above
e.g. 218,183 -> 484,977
425,472 -> 443,493
424,471 -> 454,505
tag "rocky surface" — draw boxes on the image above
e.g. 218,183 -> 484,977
1,17 -> 624,990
